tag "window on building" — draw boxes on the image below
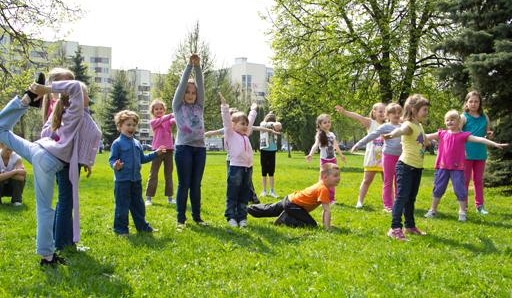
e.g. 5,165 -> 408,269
138,85 -> 150,92
90,57 -> 110,63
242,75 -> 252,89
94,77 -> 102,83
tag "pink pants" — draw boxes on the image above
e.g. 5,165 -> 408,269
321,157 -> 337,202
464,160 -> 486,208
382,153 -> 399,209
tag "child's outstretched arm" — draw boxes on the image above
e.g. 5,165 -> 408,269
467,135 -> 509,149
335,105 -> 371,129
321,203 -> 331,231
332,139 -> 346,163
205,128 -> 223,137
306,134 -> 320,162
252,126 -> 281,135
383,123 -> 412,139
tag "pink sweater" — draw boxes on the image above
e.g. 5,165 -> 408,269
150,113 -> 176,150
221,105 -> 256,167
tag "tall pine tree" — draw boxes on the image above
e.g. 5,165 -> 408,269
101,70 -> 132,146
437,0 -> 512,186
69,46 -> 91,84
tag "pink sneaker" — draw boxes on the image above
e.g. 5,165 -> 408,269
387,228 -> 407,241
405,227 -> 427,235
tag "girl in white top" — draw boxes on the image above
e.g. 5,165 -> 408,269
336,102 -> 386,208
306,114 -> 346,203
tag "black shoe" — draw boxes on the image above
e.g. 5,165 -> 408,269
25,72 -> 45,108
251,197 -> 261,204
40,253 -> 67,267
274,211 -> 287,226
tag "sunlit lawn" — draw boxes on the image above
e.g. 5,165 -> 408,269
0,151 -> 511,297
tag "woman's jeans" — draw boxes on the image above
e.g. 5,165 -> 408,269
0,96 -> 64,256
174,145 -> 206,223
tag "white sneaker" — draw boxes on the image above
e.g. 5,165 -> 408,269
260,191 -> 267,197
145,199 -> 152,206
269,191 -> 279,198
13,202 -> 22,207
167,197 -> 176,204
228,218 -> 238,227
238,219 -> 248,228
476,206 -> 489,215
355,201 -> 363,209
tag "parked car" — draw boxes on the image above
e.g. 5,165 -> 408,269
142,143 -> 152,151
208,144 -> 221,151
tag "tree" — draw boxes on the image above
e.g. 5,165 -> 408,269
264,0 -> 457,152
161,21 -> 235,131
101,70 -> 132,146
436,0 -> 512,186
266,0 -> 448,105
69,46 -> 91,84
0,0 -> 83,75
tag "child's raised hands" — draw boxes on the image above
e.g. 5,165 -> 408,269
335,105 -> 345,114
218,92 -> 227,105
189,54 -> 200,66
250,102 -> 258,111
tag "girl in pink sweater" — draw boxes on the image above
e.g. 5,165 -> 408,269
219,92 -> 257,228
145,99 -> 176,205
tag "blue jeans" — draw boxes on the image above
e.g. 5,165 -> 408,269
113,180 -> 152,234
174,145 -> 206,223
0,96 -> 64,256
391,161 -> 423,229
53,164 -> 75,250
225,166 -> 252,221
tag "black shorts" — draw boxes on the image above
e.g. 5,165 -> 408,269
260,150 -> 276,176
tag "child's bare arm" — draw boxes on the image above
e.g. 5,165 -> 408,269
467,135 -> 509,149
205,129 -> 223,137
333,139 -> 346,162
335,105 -> 371,128
306,135 -> 320,162
383,124 -> 412,139
321,203 -> 331,231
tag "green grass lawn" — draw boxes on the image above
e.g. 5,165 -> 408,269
0,151 -> 511,297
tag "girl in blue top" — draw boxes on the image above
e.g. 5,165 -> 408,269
172,54 -> 208,229
460,91 -> 493,214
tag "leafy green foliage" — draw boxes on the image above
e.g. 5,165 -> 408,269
436,0 -> 512,186
100,71 -> 132,145
1,152 -> 511,296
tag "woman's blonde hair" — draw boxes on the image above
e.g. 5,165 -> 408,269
444,109 -> 461,122
115,110 -> 140,131
231,111 -> 249,125
149,99 -> 166,117
385,103 -> 403,116
402,94 -> 430,121
43,68 -> 75,122
50,82 -> 88,131
369,102 -> 387,120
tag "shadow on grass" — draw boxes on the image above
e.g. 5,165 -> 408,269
426,234 -> 500,255
416,207 -> 512,229
186,221 -> 325,255
124,231 -> 174,249
35,250 -> 132,297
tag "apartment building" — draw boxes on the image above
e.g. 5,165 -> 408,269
126,68 -> 152,145
229,57 -> 273,104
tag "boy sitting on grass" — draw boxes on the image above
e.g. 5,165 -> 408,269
247,163 -> 340,230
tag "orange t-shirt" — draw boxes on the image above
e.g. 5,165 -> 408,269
288,181 -> 330,212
